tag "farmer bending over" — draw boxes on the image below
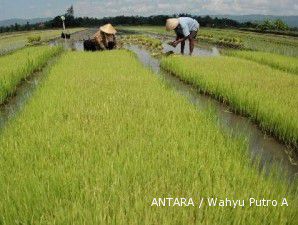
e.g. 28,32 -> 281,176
84,23 -> 117,51
166,17 -> 199,55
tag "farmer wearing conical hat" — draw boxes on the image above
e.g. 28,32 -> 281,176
93,23 -> 117,50
166,17 -> 199,55
84,23 -> 117,51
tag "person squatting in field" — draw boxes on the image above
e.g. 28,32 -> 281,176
166,17 -> 200,56
84,23 -> 117,51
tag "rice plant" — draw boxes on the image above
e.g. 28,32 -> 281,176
0,50 -> 296,224
226,50 -> 298,75
0,46 -> 63,104
120,35 -> 163,56
161,55 -> 298,147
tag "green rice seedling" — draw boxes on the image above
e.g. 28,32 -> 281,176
161,55 -> 298,147
0,46 -> 63,104
227,50 -> 298,75
121,34 -> 163,56
199,28 -> 298,56
27,35 -> 42,44
0,50 -> 296,224
216,36 -> 244,48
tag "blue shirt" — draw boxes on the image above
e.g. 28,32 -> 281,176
177,17 -> 200,37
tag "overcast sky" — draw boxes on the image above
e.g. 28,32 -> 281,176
0,0 -> 297,20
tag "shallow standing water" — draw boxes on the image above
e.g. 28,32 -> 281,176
49,28 -> 97,51
125,44 -> 298,178
0,60 -> 56,130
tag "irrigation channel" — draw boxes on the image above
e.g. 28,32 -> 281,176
1,28 -> 297,180
0,57 -> 58,129
125,44 -> 298,178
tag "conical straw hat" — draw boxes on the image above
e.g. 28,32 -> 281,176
166,18 -> 179,31
100,24 -> 117,34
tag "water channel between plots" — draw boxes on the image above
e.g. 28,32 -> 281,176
124,44 -> 297,178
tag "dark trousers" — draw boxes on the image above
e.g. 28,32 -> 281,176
177,30 -> 198,54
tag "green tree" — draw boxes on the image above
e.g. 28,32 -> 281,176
258,19 -> 274,31
25,21 -> 30,31
274,19 -> 288,31
14,23 -> 20,31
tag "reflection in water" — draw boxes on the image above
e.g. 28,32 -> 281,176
49,28 -> 97,51
125,44 -> 298,179
148,33 -> 220,56
162,42 -> 220,56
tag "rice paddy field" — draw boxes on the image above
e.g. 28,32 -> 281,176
0,50 -> 297,224
0,27 -> 297,224
226,50 -> 298,75
161,56 -> 298,147
0,28 -> 85,55
118,26 -> 298,57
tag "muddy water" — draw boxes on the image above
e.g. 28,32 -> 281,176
162,42 -> 220,56
145,33 -> 220,56
125,44 -> 298,178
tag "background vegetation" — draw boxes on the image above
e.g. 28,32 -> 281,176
1,5 -> 296,36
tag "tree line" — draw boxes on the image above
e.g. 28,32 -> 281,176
0,6 -> 294,34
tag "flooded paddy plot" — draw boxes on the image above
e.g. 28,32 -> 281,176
0,28 -> 85,55
49,28 -> 221,56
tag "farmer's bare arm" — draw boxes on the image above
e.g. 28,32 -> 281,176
172,36 -> 189,47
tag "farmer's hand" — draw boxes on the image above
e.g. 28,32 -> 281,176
168,41 -> 178,47
168,41 -> 177,47
172,41 -> 179,47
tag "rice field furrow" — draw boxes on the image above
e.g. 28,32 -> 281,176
0,46 -> 63,104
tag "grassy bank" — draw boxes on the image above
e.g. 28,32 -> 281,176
0,50 -> 296,224
161,56 -> 298,147
227,50 -> 298,75
0,46 -> 62,104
